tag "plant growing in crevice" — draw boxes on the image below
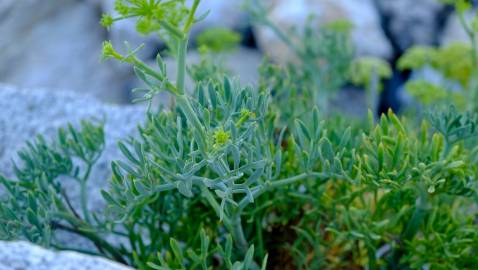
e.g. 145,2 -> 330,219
1,0 -> 478,269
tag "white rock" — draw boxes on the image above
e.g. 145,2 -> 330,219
0,0 -> 133,103
254,0 -> 393,64
0,241 -> 132,270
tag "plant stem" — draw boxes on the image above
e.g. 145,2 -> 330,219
176,38 -> 188,95
53,214 -> 128,264
80,164 -> 92,224
231,215 -> 249,253
237,172 -> 331,211
184,0 -> 200,33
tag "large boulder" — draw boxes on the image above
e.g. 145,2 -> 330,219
0,0 -> 133,103
0,241 -> 132,270
254,0 -> 393,64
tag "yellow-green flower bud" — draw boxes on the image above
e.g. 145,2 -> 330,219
101,41 -> 123,61
214,129 -> 230,146
100,14 -> 114,28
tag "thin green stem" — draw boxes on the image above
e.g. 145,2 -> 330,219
159,20 -> 184,40
53,213 -> 128,264
237,172 -> 332,212
231,215 -> 249,253
79,180 -> 90,223
263,20 -> 304,59
80,163 -> 93,224
200,186 -> 232,226
184,0 -> 200,33
176,38 -> 188,95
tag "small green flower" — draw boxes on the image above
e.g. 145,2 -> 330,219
114,0 -> 130,16
237,109 -> 256,126
349,57 -> 392,90
136,17 -> 154,34
100,14 -> 114,28
196,28 -> 241,53
472,15 -> 478,32
101,41 -> 123,61
214,129 -> 230,146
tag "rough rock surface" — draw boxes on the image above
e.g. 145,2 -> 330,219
254,0 -> 393,64
0,84 -> 145,212
440,12 -> 473,45
161,46 -> 263,90
375,0 -> 446,52
0,241 -> 132,270
0,0 -> 133,103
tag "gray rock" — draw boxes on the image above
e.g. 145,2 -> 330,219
0,0 -> 134,103
161,46 -> 263,90
254,0 -> 393,64
0,83 -> 145,213
375,0 -> 445,52
189,0 -> 250,35
0,241 -> 132,270
440,12 -> 473,45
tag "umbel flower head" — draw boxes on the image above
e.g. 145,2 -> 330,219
101,41 -> 123,61
100,0 -> 192,35
213,128 -> 230,147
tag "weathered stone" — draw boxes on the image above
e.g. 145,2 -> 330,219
0,241 -> 132,270
0,0 -> 134,103
254,0 -> 393,64
375,0 -> 446,52
0,84 -> 145,212
440,12 -> 473,45
161,47 -> 263,90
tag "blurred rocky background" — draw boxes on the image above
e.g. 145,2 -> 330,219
0,0 -> 468,105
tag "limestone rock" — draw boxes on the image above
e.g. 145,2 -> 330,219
440,12 -> 474,45
0,241 -> 132,270
375,0 -> 446,52
0,0 -> 133,103
0,84 -> 145,215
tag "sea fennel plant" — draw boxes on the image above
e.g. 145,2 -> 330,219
1,0 -> 478,269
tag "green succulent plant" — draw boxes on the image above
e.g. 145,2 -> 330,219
1,1 -> 478,270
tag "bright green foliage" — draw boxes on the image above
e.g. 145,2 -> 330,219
101,0 -> 193,35
196,28 -> 241,53
399,42 -> 476,110
399,43 -> 474,87
2,0 -> 478,270
405,80 -> 466,107
350,57 -> 392,89
148,230 -> 268,270
399,1 -> 478,112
